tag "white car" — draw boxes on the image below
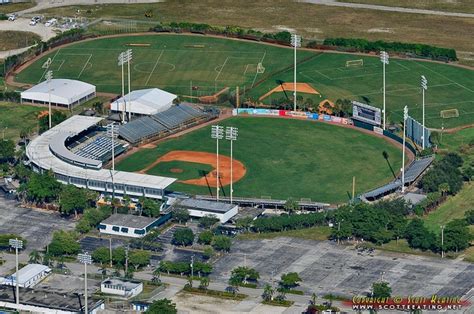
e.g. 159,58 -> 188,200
7,14 -> 17,21
45,19 -> 57,27
29,20 -> 37,26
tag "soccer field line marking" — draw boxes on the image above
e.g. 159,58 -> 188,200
53,59 -> 65,72
305,68 -> 410,81
340,82 -> 456,98
145,49 -> 164,86
77,53 -> 93,79
38,48 -> 61,83
414,61 -> 474,93
243,64 -> 251,76
393,60 -> 410,71
214,56 -> 229,82
251,51 -> 267,88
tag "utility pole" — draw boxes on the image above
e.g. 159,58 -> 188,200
190,254 -> 194,279
78,252 -> 92,314
441,225 -> 445,258
421,75 -> 428,150
211,125 -> 224,201
290,34 -> 301,112
9,238 -> 23,305
380,51 -> 389,130
226,126 -> 238,204
401,106 -> 408,193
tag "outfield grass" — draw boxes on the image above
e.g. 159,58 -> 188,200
36,0 -> 474,66
423,183 -> 474,233
0,102 -> 43,140
116,117 -> 403,203
238,226 -> 332,241
147,161 -> 213,181
15,34 -> 474,128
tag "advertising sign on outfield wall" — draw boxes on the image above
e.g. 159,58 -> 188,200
233,109 -> 348,126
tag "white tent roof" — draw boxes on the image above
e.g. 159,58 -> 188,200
20,79 -> 96,106
111,88 -> 177,115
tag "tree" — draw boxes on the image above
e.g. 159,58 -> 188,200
59,185 -> 94,217
280,272 -> 302,290
142,198 -> 161,217
443,219 -> 471,252
262,283 -> 274,301
112,247 -> 126,266
29,250 -> 41,264
227,276 -> 240,296
404,218 -> 436,251
203,246 -> 214,260
198,230 -> 213,245
92,101 -> 104,114
230,266 -> 260,284
92,247 -> 110,265
284,198 -> 299,214
172,228 -> 194,246
0,139 -> 15,162
211,235 -> 231,252
129,250 -> 150,270
438,182 -> 450,197
24,171 -> 62,203
198,215 -> 219,229
146,298 -> 177,314
173,208 -> 190,224
199,276 -> 210,290
38,110 -> 66,133
235,216 -> 253,232
372,282 -> 391,298
48,230 -> 80,256
465,209 -> 474,225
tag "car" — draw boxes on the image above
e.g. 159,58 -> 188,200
29,20 -> 37,26
7,14 -> 17,21
45,18 -> 57,27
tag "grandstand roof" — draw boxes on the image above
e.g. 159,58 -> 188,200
26,115 -> 176,191
110,88 -> 177,115
20,79 -> 96,106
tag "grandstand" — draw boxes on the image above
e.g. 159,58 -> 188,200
74,136 -> 126,162
119,104 -> 217,144
361,156 -> 435,201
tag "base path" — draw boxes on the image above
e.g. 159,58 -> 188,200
259,82 -> 320,101
138,150 -> 246,187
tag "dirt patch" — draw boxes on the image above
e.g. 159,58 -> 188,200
170,168 -> 184,173
141,143 -> 157,149
139,150 -> 246,187
198,87 -> 229,104
259,82 -> 320,101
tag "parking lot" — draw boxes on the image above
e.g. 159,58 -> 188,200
212,237 -> 474,298
0,193 -> 75,251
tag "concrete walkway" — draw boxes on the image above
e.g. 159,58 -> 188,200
298,0 -> 474,18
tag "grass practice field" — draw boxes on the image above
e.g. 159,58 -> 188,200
116,117 -> 404,203
0,102 -> 43,141
15,34 -> 474,129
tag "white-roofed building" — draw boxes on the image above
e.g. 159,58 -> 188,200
110,88 -> 177,116
1,264 -> 51,288
20,79 -> 96,109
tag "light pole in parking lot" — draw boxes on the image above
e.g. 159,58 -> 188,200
78,252 -> 92,314
45,70 -> 53,129
421,75 -> 428,150
380,51 -> 389,130
226,126 -> 238,204
290,34 -> 301,112
9,238 -> 23,305
211,125 -> 224,201
401,105 -> 408,193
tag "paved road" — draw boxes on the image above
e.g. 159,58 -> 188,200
298,0 -> 474,18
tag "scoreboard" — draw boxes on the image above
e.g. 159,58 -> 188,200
352,101 -> 382,126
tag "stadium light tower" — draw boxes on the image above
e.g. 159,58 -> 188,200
78,252 -> 92,314
380,51 -> 389,130
9,238 -> 23,305
45,70 -> 53,129
226,126 -> 238,204
211,125 -> 224,201
421,75 -> 428,150
126,49 -> 133,121
118,51 -> 132,123
107,122 -> 119,198
290,34 -> 301,112
401,105 -> 408,193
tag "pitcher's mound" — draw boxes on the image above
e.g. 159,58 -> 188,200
170,168 -> 184,173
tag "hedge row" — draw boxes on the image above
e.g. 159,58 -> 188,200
252,212 -> 326,233
0,91 -> 20,102
321,38 -> 457,61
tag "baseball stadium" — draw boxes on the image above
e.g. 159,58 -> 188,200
12,33 -> 474,203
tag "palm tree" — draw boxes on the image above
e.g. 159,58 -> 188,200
262,284 -> 274,301
29,250 -> 41,264
199,277 -> 210,290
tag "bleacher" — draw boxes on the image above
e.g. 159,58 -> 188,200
119,104 -> 216,144
76,136 -> 125,162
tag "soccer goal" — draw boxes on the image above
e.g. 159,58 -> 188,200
345,59 -> 364,67
440,109 -> 459,119
257,62 -> 265,74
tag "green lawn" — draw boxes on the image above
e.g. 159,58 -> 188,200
147,160 -> 213,181
0,102 -> 43,141
116,117 -> 403,203
238,226 -> 332,241
15,34 -> 474,128
423,183 -> 474,233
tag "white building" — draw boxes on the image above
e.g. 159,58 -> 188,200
110,88 -> 177,116
176,198 -> 238,223
20,79 -> 96,109
1,264 -> 51,288
99,214 -> 160,238
101,278 -> 143,298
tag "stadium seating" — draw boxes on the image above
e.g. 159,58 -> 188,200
76,136 -> 125,162
119,104 -> 215,144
